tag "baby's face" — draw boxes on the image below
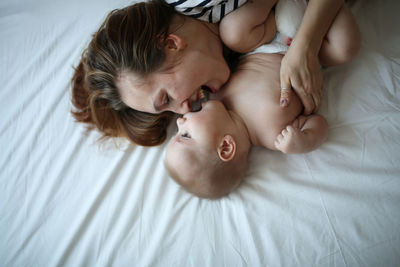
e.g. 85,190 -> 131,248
167,100 -> 232,151
165,100 -> 247,198
165,100 -> 233,173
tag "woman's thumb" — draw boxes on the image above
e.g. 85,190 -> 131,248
280,79 -> 292,108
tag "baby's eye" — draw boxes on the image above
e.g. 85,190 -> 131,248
181,132 -> 191,138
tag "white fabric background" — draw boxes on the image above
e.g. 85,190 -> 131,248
1,0 -> 399,266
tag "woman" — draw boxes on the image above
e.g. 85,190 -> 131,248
71,0 -> 357,146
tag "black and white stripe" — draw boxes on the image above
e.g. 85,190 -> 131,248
167,0 -> 247,23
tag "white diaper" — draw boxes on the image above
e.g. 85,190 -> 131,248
247,34 -> 290,55
246,0 -> 307,55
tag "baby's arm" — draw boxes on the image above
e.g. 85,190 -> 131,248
219,0 -> 277,53
274,114 -> 328,154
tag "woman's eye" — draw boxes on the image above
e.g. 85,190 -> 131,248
181,132 -> 191,138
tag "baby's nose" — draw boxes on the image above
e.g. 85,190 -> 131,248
176,117 -> 186,127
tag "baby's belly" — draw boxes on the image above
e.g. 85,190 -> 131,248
238,53 -> 303,149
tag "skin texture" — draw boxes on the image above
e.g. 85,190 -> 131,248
218,0 -> 358,116
279,0 -> 346,115
218,53 -> 327,151
220,0 -> 278,53
117,0 -> 360,116
165,52 -> 328,198
165,99 -> 250,199
165,53 -> 328,161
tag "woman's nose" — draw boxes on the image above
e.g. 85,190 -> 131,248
177,99 -> 191,114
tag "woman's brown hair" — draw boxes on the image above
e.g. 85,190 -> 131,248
71,0 -> 176,146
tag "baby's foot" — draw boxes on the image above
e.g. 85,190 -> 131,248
274,117 -> 311,154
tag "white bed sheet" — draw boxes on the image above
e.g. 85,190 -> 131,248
1,0 -> 399,266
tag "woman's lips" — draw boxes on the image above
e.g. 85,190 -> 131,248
201,85 -> 217,93
191,88 -> 211,112
207,85 -> 217,93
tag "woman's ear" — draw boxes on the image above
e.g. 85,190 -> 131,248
217,135 -> 236,162
164,34 -> 187,51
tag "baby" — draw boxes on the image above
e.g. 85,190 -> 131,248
164,52 -> 328,199
164,0 -> 360,199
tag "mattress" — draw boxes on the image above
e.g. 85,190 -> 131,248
1,0 -> 399,266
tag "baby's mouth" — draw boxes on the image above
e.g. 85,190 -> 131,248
191,86 -> 211,112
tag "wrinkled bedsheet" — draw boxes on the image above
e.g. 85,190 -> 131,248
1,0 -> 399,266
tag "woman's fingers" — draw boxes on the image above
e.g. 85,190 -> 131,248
297,65 -> 323,114
280,50 -> 324,115
307,66 -> 323,113
291,73 -> 315,115
280,87 -> 292,107
280,74 -> 315,114
297,90 -> 314,115
280,72 -> 292,107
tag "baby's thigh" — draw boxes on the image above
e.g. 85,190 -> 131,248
321,4 -> 361,64
220,0 -> 276,36
327,4 -> 360,42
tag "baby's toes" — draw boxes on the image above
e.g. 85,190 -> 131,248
274,135 -> 285,150
281,128 -> 289,137
274,139 -> 280,148
291,118 -> 300,129
286,125 -> 295,134
276,133 -> 284,144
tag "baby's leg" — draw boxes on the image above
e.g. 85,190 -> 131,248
319,3 -> 361,66
219,0 -> 277,53
274,115 -> 328,154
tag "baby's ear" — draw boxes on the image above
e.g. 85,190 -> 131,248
217,135 -> 236,162
164,34 -> 187,51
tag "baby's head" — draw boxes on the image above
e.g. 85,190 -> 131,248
165,100 -> 251,199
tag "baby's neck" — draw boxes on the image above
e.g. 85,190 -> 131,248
228,109 -> 251,150
213,91 -> 256,147
212,91 -> 247,133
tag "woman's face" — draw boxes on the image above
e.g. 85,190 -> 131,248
117,18 -> 230,114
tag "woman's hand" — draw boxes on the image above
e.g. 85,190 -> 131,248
279,40 -> 323,115
278,0 -> 344,115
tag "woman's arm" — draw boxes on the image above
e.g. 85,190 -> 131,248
279,0 -> 344,115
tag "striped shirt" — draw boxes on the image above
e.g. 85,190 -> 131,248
166,0 -> 247,23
